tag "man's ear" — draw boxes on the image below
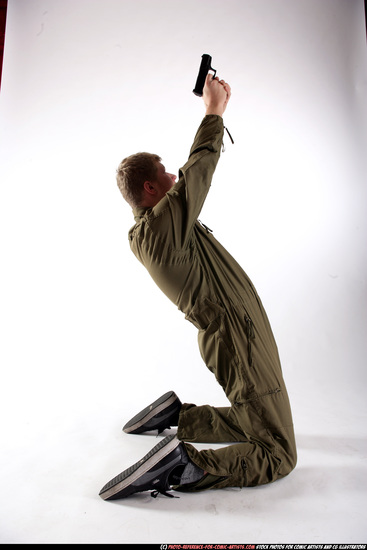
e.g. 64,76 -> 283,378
143,181 -> 156,196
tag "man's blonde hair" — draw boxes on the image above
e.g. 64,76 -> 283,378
116,152 -> 161,208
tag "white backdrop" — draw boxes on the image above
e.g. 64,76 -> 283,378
0,0 -> 366,544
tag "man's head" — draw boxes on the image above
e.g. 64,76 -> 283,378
116,153 -> 176,209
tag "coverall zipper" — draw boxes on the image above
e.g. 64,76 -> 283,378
245,316 -> 255,367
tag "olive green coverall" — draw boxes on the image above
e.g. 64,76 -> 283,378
129,115 -> 297,490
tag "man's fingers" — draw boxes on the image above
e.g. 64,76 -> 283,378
215,78 -> 231,100
205,73 -> 231,88
205,73 -> 216,85
220,79 -> 230,89
203,73 -> 232,114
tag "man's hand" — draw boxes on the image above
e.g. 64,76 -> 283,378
203,73 -> 231,117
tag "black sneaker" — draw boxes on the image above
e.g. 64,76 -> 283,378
122,391 -> 182,434
99,435 -> 188,500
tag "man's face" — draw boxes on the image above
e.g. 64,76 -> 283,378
153,162 -> 177,199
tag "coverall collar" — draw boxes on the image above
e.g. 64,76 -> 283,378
133,206 -> 149,221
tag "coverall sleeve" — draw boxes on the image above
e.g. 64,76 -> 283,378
150,115 -> 224,249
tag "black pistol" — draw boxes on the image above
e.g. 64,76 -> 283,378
193,54 -> 217,97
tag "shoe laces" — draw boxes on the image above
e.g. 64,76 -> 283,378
150,489 -> 178,498
150,480 -> 179,499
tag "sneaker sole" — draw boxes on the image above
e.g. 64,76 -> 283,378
122,391 -> 179,434
99,434 -> 180,500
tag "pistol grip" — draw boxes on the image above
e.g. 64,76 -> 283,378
193,54 -> 216,97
